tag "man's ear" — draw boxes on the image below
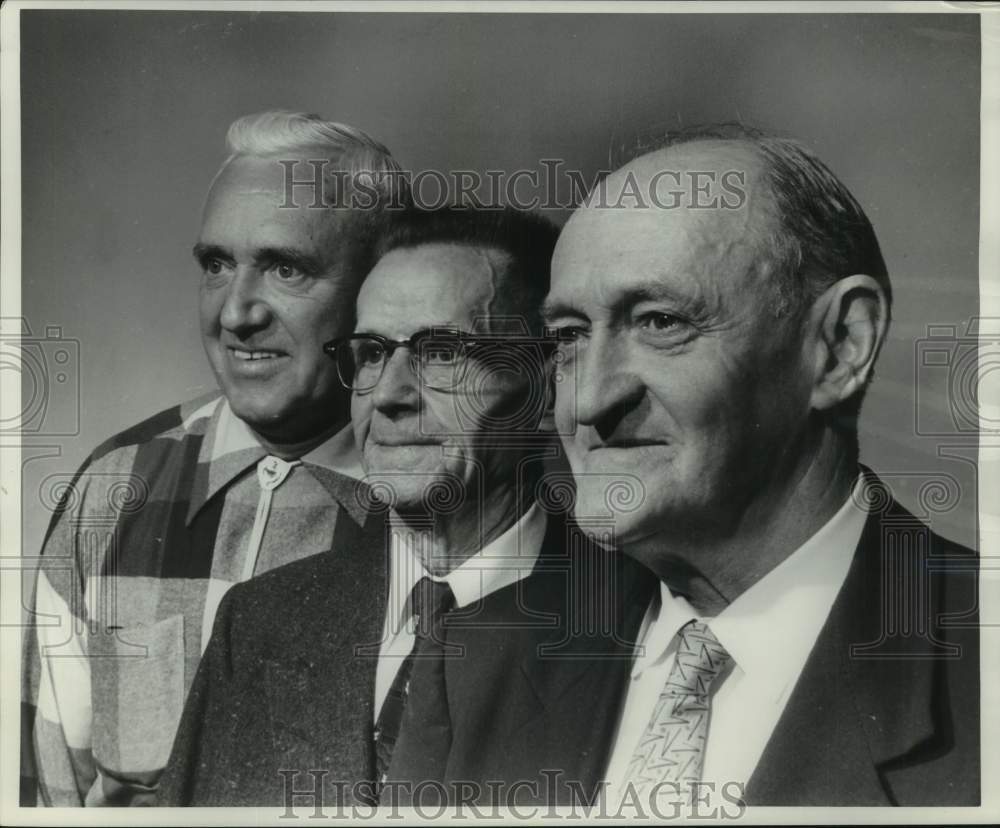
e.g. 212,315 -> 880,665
807,274 -> 889,412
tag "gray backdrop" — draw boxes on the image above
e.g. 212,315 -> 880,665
16,11 -> 981,556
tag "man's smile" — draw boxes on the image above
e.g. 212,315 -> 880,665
223,345 -> 291,376
229,347 -> 286,361
368,434 -> 442,447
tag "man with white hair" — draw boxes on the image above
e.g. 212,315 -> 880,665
22,111 -> 405,806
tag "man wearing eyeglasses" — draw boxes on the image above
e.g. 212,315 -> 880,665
158,207 -> 655,807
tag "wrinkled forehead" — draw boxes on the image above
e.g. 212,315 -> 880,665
203,153 -> 360,216
550,143 -> 773,306
199,154 -> 358,255
201,156 -> 306,233
206,154 -> 289,201
357,243 -> 510,336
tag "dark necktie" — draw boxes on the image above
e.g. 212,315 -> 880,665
374,576 -> 455,796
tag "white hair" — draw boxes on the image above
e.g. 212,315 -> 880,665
222,110 -> 406,207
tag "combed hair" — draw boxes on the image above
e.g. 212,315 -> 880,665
374,206 -> 560,335
224,110 -> 407,208
222,111 -> 410,277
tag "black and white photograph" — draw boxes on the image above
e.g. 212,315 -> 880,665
1,1 -> 997,823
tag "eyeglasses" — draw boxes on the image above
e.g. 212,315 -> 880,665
323,328 -> 488,392
323,327 -> 566,392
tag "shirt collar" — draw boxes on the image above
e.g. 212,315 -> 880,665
300,421 -> 365,478
185,399 -> 363,525
387,503 -> 547,633
632,475 -> 869,700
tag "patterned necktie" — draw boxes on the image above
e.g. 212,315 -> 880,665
374,576 -> 455,793
624,619 -> 732,801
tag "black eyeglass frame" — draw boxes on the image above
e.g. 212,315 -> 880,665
322,326 -> 569,392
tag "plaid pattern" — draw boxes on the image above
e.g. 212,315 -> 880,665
21,393 -> 366,806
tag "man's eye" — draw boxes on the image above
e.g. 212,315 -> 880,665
548,325 -> 585,341
635,312 -> 697,347
639,313 -> 681,331
204,259 -> 226,275
354,342 -> 384,366
273,263 -> 302,281
548,326 -> 587,362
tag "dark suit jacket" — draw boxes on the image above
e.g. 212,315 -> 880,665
157,508 -> 656,806
386,514 -> 656,806
157,502 -> 389,806
744,482 -> 979,806
389,476 -> 980,808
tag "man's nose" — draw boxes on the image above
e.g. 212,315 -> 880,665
371,348 -> 419,413
571,332 -> 645,433
219,268 -> 271,333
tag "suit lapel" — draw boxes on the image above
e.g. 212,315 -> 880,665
836,489 -> 972,803
744,582 -> 890,804
436,513 -> 655,802
746,490 -> 939,805
514,559 -> 653,719
506,526 -> 655,795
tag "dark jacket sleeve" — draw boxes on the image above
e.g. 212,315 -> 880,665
155,586 -> 239,806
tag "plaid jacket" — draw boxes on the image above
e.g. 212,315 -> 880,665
21,393 -> 368,806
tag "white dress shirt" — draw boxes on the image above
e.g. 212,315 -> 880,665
374,503 -> 547,718
603,477 -> 869,801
